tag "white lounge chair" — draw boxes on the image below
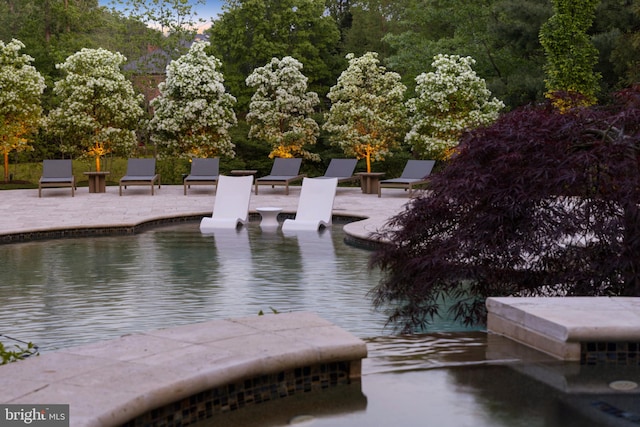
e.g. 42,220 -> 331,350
184,158 -> 219,195
39,159 -> 76,197
378,159 -> 435,197
200,174 -> 253,232
282,177 -> 338,231
254,158 -> 304,195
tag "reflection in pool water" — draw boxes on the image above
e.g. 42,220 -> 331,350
1,222 -> 636,427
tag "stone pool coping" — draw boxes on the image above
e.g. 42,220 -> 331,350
0,312 -> 367,427
487,297 -> 640,361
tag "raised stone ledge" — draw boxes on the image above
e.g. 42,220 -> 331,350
0,312 -> 367,427
487,297 -> 640,361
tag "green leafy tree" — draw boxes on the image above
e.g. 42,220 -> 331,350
341,0 -> 404,59
206,0 -> 340,113
0,1 -> 95,78
539,0 -> 601,109
148,41 -> 237,159
108,0 -> 203,45
384,0 -> 551,108
590,0 -> 640,93
383,0 -> 496,89
323,52 -> 407,172
406,54 -> 504,160
326,0 -> 353,44
46,48 -> 144,170
0,39 -> 46,182
246,56 -> 320,160
110,0 -> 204,31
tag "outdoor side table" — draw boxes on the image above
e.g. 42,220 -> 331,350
256,206 -> 282,228
84,171 -> 110,193
355,172 -> 385,194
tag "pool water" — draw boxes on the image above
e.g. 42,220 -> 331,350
0,222 -> 471,351
202,332 -> 640,427
1,222 -> 637,427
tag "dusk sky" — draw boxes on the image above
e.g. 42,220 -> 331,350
98,0 -> 225,32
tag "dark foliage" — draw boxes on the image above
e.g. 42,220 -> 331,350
370,86 -> 640,333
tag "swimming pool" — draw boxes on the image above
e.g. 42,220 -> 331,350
1,222 -> 637,426
1,222 -> 398,350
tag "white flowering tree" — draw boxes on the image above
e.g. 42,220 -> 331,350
148,41 -> 237,159
47,48 -> 144,171
323,52 -> 407,172
406,54 -> 504,160
246,56 -> 320,160
0,39 -> 45,182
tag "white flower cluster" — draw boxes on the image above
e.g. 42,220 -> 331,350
46,47 -> 144,157
406,54 -> 504,159
0,39 -> 46,153
246,56 -> 320,160
323,52 -> 407,170
149,41 -> 237,159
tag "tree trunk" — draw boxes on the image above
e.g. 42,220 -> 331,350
3,151 -> 8,183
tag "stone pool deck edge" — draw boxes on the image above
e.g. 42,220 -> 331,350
0,312 -> 367,427
0,185 -> 409,245
487,297 -> 640,361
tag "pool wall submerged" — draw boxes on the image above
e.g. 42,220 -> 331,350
0,312 -> 367,427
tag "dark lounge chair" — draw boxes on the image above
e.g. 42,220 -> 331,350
316,158 -> 359,185
119,158 -> 160,196
39,159 -> 76,197
184,158 -> 220,195
378,159 -> 435,197
254,158 -> 304,195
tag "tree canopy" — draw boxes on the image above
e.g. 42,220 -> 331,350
246,56 -> 320,160
371,86 -> 640,333
323,52 -> 407,172
148,40 -> 237,159
539,0 -> 601,109
46,47 -> 144,169
406,54 -> 504,160
0,39 -> 46,181
206,0 -> 341,113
